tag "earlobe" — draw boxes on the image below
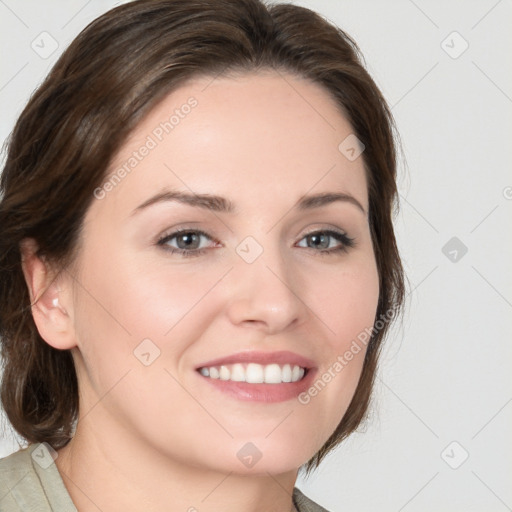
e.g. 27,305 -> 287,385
19,238 -> 76,350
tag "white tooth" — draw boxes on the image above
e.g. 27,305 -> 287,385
282,364 -> 292,383
199,367 -> 209,377
219,365 -> 230,380
291,365 -> 301,382
230,363 -> 246,382
209,367 -> 220,379
298,367 -> 305,380
264,363 -> 282,384
246,363 -> 264,383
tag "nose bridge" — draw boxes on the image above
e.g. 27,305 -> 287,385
226,234 -> 306,331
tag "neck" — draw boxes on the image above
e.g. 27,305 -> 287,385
55,415 -> 299,512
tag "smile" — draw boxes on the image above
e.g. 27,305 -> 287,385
198,363 -> 307,384
194,350 -> 316,402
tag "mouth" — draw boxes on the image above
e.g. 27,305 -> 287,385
194,351 -> 315,402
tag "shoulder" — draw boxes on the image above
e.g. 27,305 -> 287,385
0,444 -> 35,488
0,445 -> 39,511
293,486 -> 331,512
0,443 -> 77,511
0,444 -> 32,472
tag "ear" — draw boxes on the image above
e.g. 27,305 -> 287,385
20,238 -> 77,350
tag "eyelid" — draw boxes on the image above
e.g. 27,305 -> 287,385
296,228 -> 355,251
300,226 -> 347,238
156,227 -> 220,247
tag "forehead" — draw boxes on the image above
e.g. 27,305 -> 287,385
97,70 -> 368,217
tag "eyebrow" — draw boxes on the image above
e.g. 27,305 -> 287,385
131,189 -> 366,216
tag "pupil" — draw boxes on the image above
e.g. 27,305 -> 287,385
178,232 -> 199,249
310,233 -> 328,249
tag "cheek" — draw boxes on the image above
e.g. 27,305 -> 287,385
298,254 -> 379,418
69,250 -> 224,429
71,246 -> 228,369
308,255 -> 380,351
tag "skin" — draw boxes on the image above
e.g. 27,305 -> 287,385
21,70 -> 380,512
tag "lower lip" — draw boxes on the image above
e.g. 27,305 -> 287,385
196,368 -> 317,403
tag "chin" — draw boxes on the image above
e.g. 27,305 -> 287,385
213,436 -> 317,476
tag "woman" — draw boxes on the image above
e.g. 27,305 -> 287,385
0,0 -> 405,510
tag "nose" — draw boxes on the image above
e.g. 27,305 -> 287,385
225,243 -> 308,334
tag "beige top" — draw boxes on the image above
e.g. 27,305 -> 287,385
0,443 -> 329,511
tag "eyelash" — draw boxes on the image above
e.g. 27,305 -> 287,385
156,228 -> 356,258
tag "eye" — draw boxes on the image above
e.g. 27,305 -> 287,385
157,229 -> 217,257
296,229 -> 355,255
157,228 -> 355,258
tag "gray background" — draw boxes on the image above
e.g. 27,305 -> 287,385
1,1 -> 511,511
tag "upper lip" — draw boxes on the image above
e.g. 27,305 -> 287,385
195,350 -> 315,370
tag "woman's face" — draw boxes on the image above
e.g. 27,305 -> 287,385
63,71 -> 379,474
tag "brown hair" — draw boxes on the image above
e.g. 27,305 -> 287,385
0,0 -> 404,474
